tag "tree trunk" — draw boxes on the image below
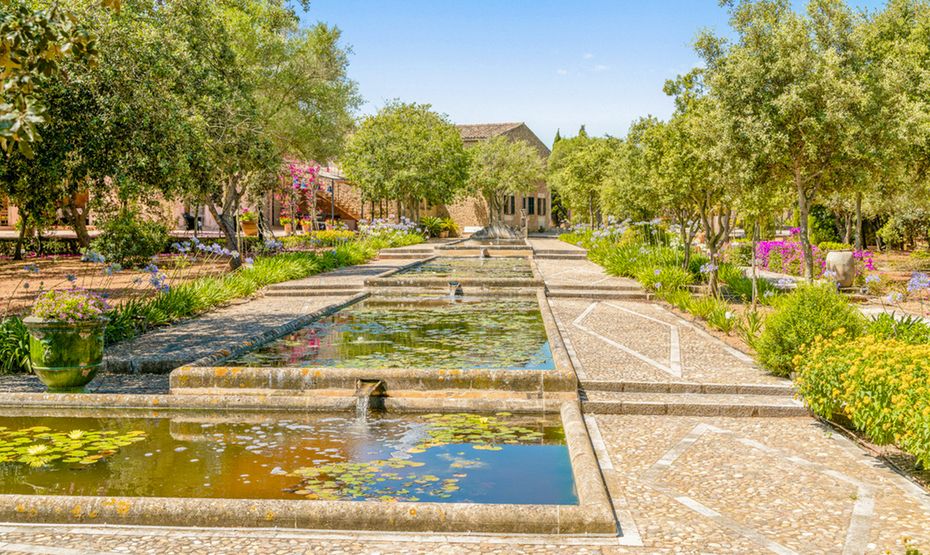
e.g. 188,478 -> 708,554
207,176 -> 242,270
13,211 -> 27,261
63,196 -> 91,249
854,191 -> 863,251
842,213 -> 852,245
795,170 -> 815,280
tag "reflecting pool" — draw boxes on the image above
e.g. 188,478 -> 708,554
0,412 -> 576,504
226,297 -> 554,370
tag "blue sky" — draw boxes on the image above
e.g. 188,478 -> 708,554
300,0 -> 886,147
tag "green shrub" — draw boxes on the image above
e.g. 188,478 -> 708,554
755,284 -> 865,376
636,264 -> 692,293
91,210 -> 170,267
440,217 -> 459,236
865,313 -> 930,344
725,240 -> 754,266
719,263 -> 776,302
688,296 -> 735,333
419,216 -> 443,238
735,310 -> 765,349
658,289 -> 693,311
817,241 -> 852,252
796,333 -> 930,467
0,318 -> 30,374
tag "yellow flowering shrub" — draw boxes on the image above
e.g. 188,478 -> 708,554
795,332 -> 930,467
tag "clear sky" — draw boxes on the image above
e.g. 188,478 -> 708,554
300,0 -> 887,147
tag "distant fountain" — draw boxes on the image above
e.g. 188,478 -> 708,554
470,223 -> 525,245
448,281 -> 464,298
355,380 -> 384,421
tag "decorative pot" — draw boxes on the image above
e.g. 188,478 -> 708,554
23,317 -> 107,392
825,250 -> 856,288
241,221 -> 259,237
283,223 -> 293,234
301,222 -> 312,233
439,231 -> 449,239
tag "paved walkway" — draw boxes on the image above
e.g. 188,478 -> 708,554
1,241 -> 928,553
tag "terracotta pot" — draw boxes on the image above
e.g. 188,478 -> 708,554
825,250 -> 856,287
241,221 -> 259,237
283,223 -> 293,234
301,222 -> 312,233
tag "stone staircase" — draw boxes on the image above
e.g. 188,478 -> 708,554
264,282 -> 364,297
377,248 -> 434,260
533,248 -> 588,260
578,379 -> 805,417
546,283 -> 647,301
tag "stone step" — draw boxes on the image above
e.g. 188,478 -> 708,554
267,282 -> 362,291
548,284 -> 641,292
533,248 -> 586,254
377,252 -> 433,260
547,289 -> 647,301
534,253 -> 588,260
581,390 -> 806,417
264,289 -> 362,297
581,379 -> 795,396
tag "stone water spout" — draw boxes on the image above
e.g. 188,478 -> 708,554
355,379 -> 385,421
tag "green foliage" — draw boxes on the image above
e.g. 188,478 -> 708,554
796,333 -> 930,467
817,241 -> 853,252
418,217 -> 443,238
0,318 -> 30,374
466,135 -> 545,223
725,240 -> 754,266
90,211 -> 170,267
548,132 -> 619,224
734,309 -> 765,350
439,217 -> 459,236
807,206 -> 840,246
755,284 -> 865,376
688,296 -> 735,333
342,102 -> 468,211
636,265 -> 692,293
659,289 -> 694,312
865,313 -> 930,345
718,262 -> 776,302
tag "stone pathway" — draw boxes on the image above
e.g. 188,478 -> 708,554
1,240 -> 928,553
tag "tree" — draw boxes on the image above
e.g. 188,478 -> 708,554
548,132 -> 618,225
170,0 -> 356,265
465,135 -> 545,225
341,101 -> 469,221
697,0 -> 865,279
0,0 -> 102,157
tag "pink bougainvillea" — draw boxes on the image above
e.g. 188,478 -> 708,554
755,240 -> 874,277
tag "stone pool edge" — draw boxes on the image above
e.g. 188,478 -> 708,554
0,402 -> 616,535
169,289 -> 578,395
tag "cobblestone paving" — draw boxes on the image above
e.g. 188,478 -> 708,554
592,415 -> 930,554
534,258 -> 638,288
551,298 -> 786,385
0,373 -> 168,394
526,236 -> 586,251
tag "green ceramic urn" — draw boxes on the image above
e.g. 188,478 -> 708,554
23,316 -> 107,392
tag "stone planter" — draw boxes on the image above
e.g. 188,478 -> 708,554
241,220 -> 259,237
283,223 -> 293,235
825,250 -> 856,288
301,221 -> 312,233
23,317 -> 107,391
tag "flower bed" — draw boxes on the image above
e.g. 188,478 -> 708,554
754,240 -> 875,279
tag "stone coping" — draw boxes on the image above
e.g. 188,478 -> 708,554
364,255 -> 545,290
170,290 -> 579,395
0,402 -> 617,535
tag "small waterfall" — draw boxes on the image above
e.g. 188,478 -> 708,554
355,380 -> 384,421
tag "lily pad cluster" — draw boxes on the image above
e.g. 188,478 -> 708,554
0,426 -> 146,468
288,413 -> 549,501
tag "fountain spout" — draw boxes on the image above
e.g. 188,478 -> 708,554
355,379 -> 385,421
480,247 -> 489,259
448,281 -> 464,298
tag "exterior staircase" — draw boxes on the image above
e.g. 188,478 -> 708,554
533,248 -> 588,260
578,379 -> 805,417
546,283 -> 647,301
264,282 -> 364,298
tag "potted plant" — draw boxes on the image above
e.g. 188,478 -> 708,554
280,216 -> 294,235
240,209 -> 259,236
300,216 -> 313,233
23,289 -> 110,392
440,217 -> 458,239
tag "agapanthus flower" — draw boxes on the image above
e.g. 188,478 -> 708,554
907,272 -> 929,293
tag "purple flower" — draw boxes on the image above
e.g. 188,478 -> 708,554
907,272 -> 929,293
